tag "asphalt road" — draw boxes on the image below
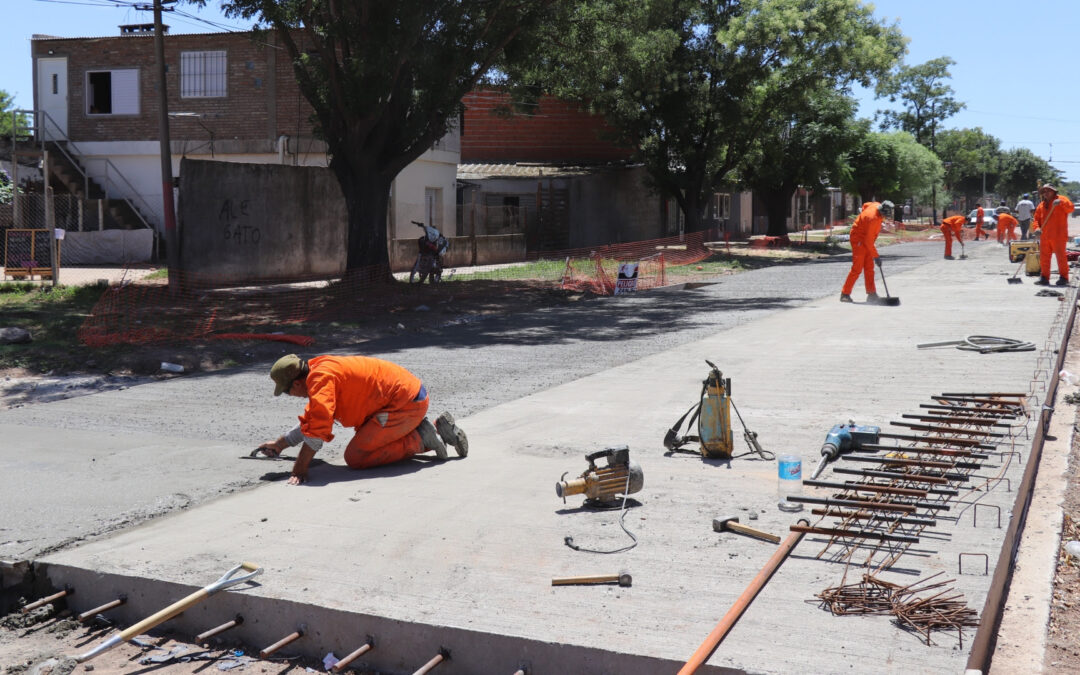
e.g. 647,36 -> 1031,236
0,241 -> 944,560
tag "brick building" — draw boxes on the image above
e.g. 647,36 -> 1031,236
29,27 -> 459,249
457,90 -> 752,249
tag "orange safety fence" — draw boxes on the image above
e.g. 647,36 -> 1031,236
73,223 -> 889,348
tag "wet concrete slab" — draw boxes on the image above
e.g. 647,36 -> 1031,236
23,238 -> 1075,673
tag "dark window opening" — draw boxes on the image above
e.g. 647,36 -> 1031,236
51,74 -> 58,95
88,72 -> 112,114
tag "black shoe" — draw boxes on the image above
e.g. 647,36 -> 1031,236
1034,278 -> 1050,286
944,255 -> 954,260
839,293 -> 853,303
436,412 -> 469,457
1056,278 -> 1069,287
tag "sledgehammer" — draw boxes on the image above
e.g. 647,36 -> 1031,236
712,516 -> 781,544
552,570 -> 632,587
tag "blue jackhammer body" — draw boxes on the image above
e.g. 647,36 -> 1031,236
811,422 -> 881,479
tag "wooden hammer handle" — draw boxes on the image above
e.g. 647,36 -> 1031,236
726,521 -> 781,544
551,574 -> 619,585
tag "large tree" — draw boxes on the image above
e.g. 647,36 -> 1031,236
997,147 -> 1061,200
511,0 -> 904,233
839,127 -> 941,205
935,128 -> 1001,205
875,57 -> 964,146
213,1 -> 558,274
740,89 -> 861,235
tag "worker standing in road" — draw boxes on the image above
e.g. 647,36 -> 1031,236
973,203 -> 986,241
841,200 -> 893,303
257,354 -> 469,485
940,210 -> 966,259
1031,185 -> 1074,286
997,211 -> 1018,244
1015,193 -> 1036,239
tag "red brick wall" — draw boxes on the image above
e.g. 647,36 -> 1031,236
461,90 -> 633,163
32,31 -> 318,145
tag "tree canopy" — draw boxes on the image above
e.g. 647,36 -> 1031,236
0,89 -> 30,139
210,0 -> 558,273
997,148 -> 1061,200
509,0 -> 905,233
875,57 -> 964,147
839,127 -> 940,205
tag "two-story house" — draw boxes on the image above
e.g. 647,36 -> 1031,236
29,26 -> 459,264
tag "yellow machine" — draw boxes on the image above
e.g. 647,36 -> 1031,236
1009,241 -> 1041,275
556,446 -> 644,507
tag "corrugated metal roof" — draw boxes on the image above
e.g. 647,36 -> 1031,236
457,163 -> 632,180
32,30 -> 239,42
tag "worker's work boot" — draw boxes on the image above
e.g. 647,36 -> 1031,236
1034,277 -> 1050,286
866,293 -> 881,304
417,419 -> 448,459
839,293 -> 853,303
1056,277 -> 1070,287
436,412 -> 469,458
944,255 -> 954,260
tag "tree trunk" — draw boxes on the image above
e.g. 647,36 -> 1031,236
761,185 -> 793,237
682,190 -> 709,234
334,164 -> 394,282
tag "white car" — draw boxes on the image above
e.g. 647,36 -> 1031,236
967,209 -> 998,230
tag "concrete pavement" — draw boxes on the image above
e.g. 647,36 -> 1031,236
3,231 -> 1078,673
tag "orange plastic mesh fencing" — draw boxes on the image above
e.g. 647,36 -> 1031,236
76,222 -> 907,347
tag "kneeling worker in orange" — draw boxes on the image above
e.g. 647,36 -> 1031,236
1031,184 -> 1074,287
841,200 -> 894,303
940,210 -> 966,259
997,211 -> 1018,244
257,354 -> 468,485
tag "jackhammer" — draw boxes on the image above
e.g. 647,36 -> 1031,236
810,422 -> 881,479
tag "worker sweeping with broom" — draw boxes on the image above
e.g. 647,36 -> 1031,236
840,200 -> 893,304
1031,185 -> 1074,286
940,210 -> 966,260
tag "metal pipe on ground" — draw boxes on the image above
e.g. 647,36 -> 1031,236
413,648 -> 451,675
196,615 -> 243,644
678,518 -> 810,674
840,454 -> 984,471
890,421 -> 1007,437
919,403 -> 1018,417
332,636 -> 375,673
810,508 -> 937,527
77,596 -> 126,623
784,496 -> 916,513
259,627 -> 305,659
802,479 -> 928,498
22,587 -> 72,614
877,433 -> 995,449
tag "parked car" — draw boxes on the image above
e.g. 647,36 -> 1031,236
967,208 -> 998,230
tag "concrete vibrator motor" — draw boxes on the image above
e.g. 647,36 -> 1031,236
556,446 -> 644,508
810,422 -> 881,479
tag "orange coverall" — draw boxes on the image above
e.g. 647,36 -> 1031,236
997,212 -> 1018,244
298,355 -> 429,469
940,215 -> 966,257
974,206 -> 986,240
842,202 -> 882,295
1033,195 -> 1076,281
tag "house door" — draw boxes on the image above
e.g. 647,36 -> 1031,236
36,57 -> 68,140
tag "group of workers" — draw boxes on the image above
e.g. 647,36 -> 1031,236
840,184 -> 1074,302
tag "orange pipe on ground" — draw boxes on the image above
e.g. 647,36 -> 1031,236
678,519 -> 809,674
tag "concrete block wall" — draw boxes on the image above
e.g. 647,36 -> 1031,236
390,234 -> 526,272
462,90 -> 634,163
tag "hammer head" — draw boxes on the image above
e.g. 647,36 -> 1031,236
712,516 -> 739,533
617,570 -> 632,587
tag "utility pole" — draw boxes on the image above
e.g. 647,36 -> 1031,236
150,0 -> 178,290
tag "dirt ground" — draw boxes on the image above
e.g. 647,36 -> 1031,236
0,606 -> 357,674
1044,411 -> 1080,673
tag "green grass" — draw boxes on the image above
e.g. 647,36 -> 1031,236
448,259 -> 569,282
0,283 -> 110,372
143,267 -> 169,280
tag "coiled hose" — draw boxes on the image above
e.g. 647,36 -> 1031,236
917,335 -> 1036,354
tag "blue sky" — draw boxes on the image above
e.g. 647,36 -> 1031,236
4,0 -> 1079,181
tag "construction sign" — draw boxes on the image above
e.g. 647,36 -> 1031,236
615,262 -> 639,295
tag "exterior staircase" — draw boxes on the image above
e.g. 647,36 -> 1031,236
44,142 -> 151,231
